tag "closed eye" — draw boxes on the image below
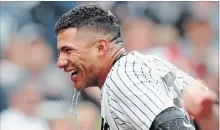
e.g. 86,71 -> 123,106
66,49 -> 72,54
61,46 -> 73,53
57,46 -> 73,58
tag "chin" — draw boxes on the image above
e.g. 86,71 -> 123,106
74,77 -> 98,90
73,81 -> 86,91
73,84 -> 83,91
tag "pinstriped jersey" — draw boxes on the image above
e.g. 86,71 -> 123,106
100,51 -> 196,130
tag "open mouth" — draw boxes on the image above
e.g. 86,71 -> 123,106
68,67 -> 79,82
71,68 -> 79,77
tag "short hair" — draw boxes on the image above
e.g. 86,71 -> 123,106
54,3 -> 121,39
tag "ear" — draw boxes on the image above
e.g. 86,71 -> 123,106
96,39 -> 108,57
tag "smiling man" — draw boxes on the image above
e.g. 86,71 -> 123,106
55,3 -> 197,130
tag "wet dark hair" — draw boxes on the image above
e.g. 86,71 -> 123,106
54,3 -> 121,40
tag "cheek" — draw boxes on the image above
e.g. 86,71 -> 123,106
87,54 -> 99,68
68,54 -> 82,64
83,54 -> 100,74
81,49 -> 97,64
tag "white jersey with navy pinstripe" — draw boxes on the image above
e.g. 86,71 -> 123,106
100,51 -> 196,130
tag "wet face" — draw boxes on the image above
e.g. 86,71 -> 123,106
57,28 -> 107,90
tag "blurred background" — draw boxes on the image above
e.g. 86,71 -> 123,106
0,1 -> 219,130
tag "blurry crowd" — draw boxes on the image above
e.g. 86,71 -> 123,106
0,1 -> 219,130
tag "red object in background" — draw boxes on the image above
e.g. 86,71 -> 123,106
165,43 -> 202,78
166,43 -> 181,63
165,42 -> 208,80
192,63 -> 208,80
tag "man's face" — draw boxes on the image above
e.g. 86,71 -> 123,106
57,28 -> 101,90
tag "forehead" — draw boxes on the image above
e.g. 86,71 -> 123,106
57,28 -> 79,49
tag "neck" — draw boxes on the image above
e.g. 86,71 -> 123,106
98,45 -> 126,88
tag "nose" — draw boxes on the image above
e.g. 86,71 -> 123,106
57,58 -> 68,68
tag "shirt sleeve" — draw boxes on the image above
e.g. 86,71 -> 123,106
151,56 -> 198,92
106,55 -> 175,130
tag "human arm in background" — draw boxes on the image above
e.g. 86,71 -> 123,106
183,81 -> 219,130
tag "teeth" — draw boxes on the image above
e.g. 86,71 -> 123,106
67,69 -> 78,77
67,70 -> 75,76
67,67 -> 78,76
72,70 -> 78,75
